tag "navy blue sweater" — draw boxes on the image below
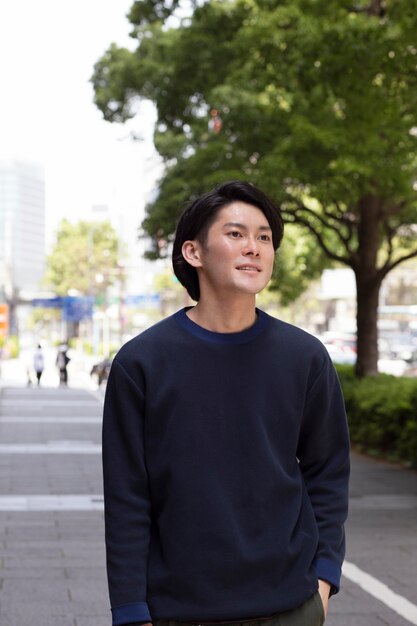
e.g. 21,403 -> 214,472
102,309 -> 350,626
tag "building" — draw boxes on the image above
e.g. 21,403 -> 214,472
0,159 -> 45,332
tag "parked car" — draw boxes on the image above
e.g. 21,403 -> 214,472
90,358 -> 112,386
385,335 -> 417,363
321,332 -> 357,353
323,343 -> 356,365
315,332 -> 357,365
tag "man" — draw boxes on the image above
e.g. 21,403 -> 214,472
102,180 -> 350,626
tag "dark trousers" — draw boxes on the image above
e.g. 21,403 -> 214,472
154,593 -> 325,626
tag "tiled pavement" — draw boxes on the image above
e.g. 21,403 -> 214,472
0,386 -> 106,626
0,385 -> 416,625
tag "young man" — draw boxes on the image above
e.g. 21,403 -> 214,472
102,181 -> 350,626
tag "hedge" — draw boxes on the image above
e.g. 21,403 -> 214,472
335,365 -> 417,468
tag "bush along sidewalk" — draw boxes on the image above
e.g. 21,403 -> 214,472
335,365 -> 417,468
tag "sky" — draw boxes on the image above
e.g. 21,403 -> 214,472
0,0 -> 162,247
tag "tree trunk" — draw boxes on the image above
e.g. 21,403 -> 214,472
355,273 -> 382,377
354,194 -> 383,377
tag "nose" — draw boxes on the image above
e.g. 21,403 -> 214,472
243,235 -> 260,257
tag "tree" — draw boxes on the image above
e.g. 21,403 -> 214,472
92,0 -> 417,376
45,220 -> 120,297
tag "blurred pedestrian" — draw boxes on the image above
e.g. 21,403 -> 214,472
56,344 -> 70,386
33,344 -> 44,386
102,181 -> 350,626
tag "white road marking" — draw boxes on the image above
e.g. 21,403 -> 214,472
0,495 -> 104,511
0,416 -> 101,423
0,441 -> 101,453
0,495 -> 415,626
343,560 -> 417,625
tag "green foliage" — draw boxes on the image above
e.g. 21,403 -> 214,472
336,365 -> 417,467
92,0 -> 417,267
29,307 -> 61,326
44,220 -> 120,297
128,0 -> 182,29
269,223 -> 332,304
92,0 -> 417,374
1,335 -> 20,358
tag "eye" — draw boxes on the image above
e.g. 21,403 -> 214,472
228,230 -> 242,238
259,234 -> 271,241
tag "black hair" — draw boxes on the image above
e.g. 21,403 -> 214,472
172,180 -> 284,301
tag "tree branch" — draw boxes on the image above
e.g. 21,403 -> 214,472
331,200 -> 360,241
322,206 -> 357,251
380,220 -> 395,272
288,203 -> 356,256
381,247 -> 417,277
282,208 -> 354,267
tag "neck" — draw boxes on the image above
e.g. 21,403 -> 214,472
186,296 -> 257,333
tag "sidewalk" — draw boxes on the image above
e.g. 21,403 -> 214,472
0,384 -> 416,626
0,385 -> 106,626
333,453 -> 417,625
0,347 -> 101,390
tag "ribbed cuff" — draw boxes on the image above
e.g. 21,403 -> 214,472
112,602 -> 152,626
314,557 -> 342,594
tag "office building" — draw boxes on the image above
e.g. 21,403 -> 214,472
0,159 -> 45,300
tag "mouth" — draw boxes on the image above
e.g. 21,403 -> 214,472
236,265 -> 261,272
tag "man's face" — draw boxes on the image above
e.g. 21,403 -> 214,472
191,201 -> 275,299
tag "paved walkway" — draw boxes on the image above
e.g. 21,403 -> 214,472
0,385 -> 106,626
0,384 -> 416,626
333,452 -> 417,625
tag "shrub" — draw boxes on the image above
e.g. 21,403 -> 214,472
335,365 -> 417,468
1,335 -> 20,358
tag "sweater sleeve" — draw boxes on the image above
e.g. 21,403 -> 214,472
297,353 -> 350,594
102,357 -> 153,626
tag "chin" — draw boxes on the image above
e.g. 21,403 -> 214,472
240,276 -> 270,291
234,282 -> 268,296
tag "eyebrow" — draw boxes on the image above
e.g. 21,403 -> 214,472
222,221 -> 272,231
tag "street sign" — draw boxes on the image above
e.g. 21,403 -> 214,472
32,296 -> 94,321
62,296 -> 94,322
32,297 -> 63,308
125,294 -> 160,308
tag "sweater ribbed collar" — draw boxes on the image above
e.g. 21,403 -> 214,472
174,307 -> 269,344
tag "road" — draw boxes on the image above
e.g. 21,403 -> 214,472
0,384 -> 416,626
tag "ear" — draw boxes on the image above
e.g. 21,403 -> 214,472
182,240 -> 203,268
